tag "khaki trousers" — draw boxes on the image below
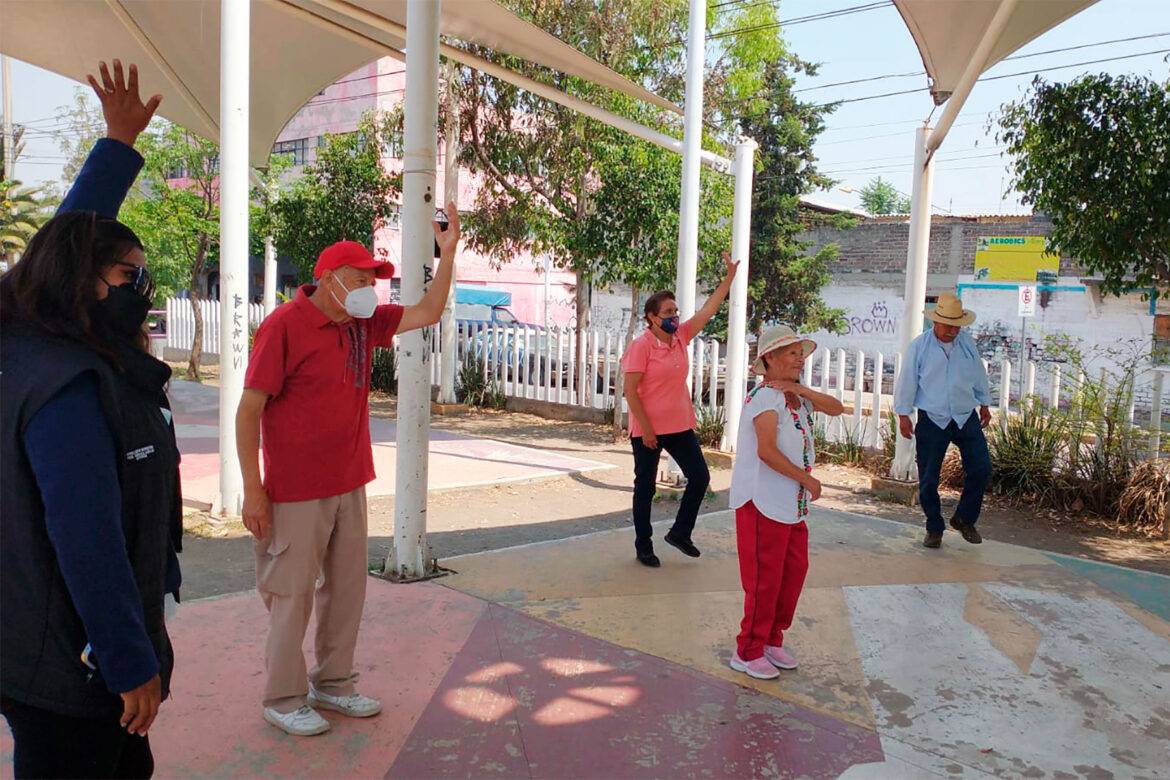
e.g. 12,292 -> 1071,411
254,487 -> 368,712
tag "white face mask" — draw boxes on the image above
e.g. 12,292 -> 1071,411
330,274 -> 378,319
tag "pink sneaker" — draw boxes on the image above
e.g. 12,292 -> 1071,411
764,644 -> 798,670
730,652 -> 780,680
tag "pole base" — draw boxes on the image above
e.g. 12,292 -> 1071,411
377,560 -> 452,584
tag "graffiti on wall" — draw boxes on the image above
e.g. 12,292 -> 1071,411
845,301 -> 898,336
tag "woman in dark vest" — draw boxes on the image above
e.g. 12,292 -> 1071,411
0,60 -> 180,779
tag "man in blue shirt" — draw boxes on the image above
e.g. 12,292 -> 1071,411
894,293 -> 993,549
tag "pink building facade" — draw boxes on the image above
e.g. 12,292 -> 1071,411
273,58 -> 578,327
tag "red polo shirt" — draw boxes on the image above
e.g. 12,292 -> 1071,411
245,285 -> 404,503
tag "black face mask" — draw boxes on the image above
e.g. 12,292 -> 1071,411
97,281 -> 152,341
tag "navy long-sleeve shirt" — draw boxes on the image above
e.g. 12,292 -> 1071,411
27,137 -> 171,694
57,137 -> 144,218
25,375 -> 159,694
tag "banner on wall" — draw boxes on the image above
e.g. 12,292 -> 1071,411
973,237 -> 1059,282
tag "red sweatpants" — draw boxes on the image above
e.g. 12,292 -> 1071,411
735,501 -> 810,661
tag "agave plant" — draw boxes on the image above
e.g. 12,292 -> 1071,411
2,179 -> 53,264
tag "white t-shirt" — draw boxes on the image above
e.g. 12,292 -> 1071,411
729,386 -> 816,524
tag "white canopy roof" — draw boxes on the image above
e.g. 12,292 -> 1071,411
0,0 -> 679,167
894,0 -> 1098,104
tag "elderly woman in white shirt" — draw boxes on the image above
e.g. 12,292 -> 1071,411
728,325 -> 843,681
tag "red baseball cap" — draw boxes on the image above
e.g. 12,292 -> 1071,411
313,241 -> 395,280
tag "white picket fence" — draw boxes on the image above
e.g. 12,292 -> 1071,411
437,321 -> 730,414
164,298 -> 265,354
162,298 -> 1166,452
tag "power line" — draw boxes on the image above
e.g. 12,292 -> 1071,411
820,151 -> 1007,175
818,48 -> 1170,106
708,1 -> 891,41
794,32 -> 1170,93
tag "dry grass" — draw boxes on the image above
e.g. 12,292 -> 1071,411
939,448 -> 965,489
1117,459 -> 1170,537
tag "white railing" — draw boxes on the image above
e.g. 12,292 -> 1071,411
161,298 -> 1167,452
164,297 -> 265,354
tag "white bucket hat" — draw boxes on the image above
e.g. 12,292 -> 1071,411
751,324 -> 816,375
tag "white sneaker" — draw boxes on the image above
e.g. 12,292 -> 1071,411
263,705 -> 331,736
308,686 -> 382,718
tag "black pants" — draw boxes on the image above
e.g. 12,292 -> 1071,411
915,414 -> 992,534
631,429 -> 710,554
1,696 -> 154,779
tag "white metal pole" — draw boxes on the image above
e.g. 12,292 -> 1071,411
388,0 -> 441,580
439,63 -> 460,405
2,55 -> 13,180
215,0 -> 250,517
889,124 -> 936,481
721,137 -> 756,451
262,234 -> 277,316
675,0 -> 707,327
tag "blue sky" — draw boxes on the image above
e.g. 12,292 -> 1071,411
4,0 -> 1168,215
779,0 -> 1169,214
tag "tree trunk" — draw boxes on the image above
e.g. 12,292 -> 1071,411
186,235 -> 211,380
613,283 -> 639,441
575,274 -> 590,404
187,289 -> 203,381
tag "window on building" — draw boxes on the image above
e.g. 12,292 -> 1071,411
272,137 -> 309,166
385,133 -> 403,159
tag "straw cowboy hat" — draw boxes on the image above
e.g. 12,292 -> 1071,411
751,324 -> 817,375
924,292 -> 976,327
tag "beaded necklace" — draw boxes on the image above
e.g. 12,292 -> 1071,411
788,400 -> 814,518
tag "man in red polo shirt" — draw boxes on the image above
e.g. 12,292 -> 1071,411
235,204 -> 460,737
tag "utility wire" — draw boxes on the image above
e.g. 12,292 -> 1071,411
708,1 -> 892,40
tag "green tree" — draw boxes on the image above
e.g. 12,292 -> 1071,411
859,176 -> 910,215
459,0 -> 839,354
2,178 -> 54,265
996,74 -> 1170,296
573,135 -> 731,433
269,113 -> 401,281
118,123 -> 220,379
51,87 -> 106,187
738,59 -> 846,334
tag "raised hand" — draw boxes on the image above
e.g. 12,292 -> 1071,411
721,250 -> 740,280
433,201 -> 461,259
86,60 -> 162,148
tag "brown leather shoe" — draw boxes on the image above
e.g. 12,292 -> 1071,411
923,531 -> 943,549
950,517 -> 983,544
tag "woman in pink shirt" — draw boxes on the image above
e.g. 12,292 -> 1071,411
621,253 -> 738,567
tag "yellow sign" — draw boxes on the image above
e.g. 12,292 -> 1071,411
973,236 -> 1059,282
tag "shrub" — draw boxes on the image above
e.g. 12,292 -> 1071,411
370,347 -> 396,394
1056,359 -> 1144,515
695,405 -> 726,449
457,352 -> 505,409
987,401 -> 1065,503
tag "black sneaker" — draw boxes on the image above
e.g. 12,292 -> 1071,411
637,551 -> 661,568
949,517 -> 983,544
664,532 -> 701,558
923,531 -> 943,549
